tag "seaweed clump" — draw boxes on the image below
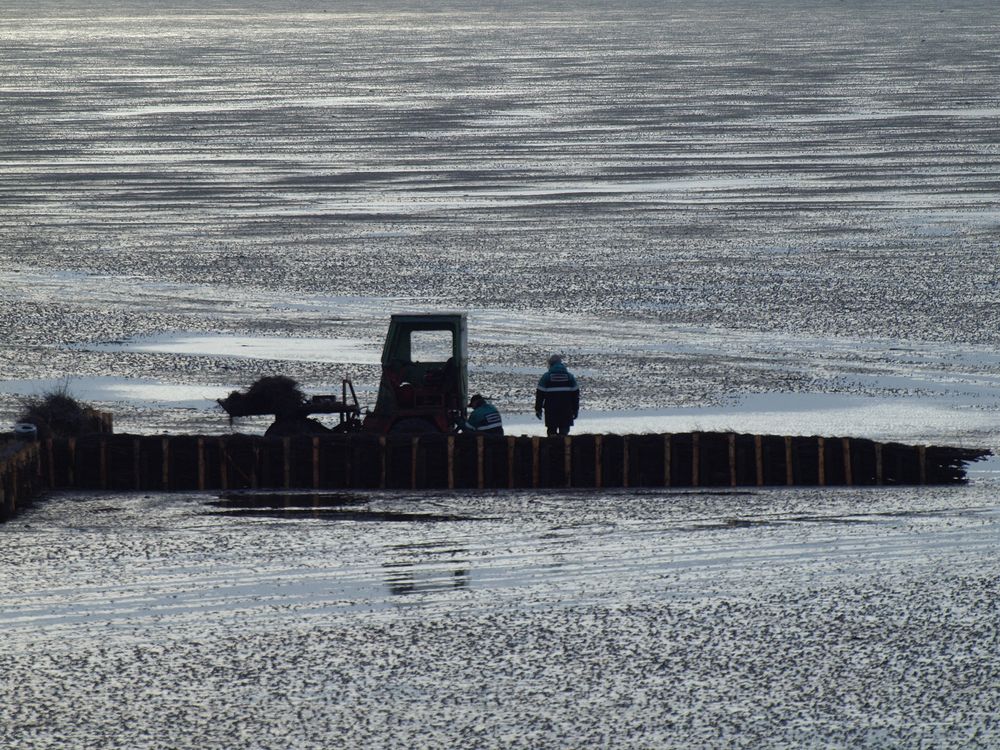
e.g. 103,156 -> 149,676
18,387 -> 103,439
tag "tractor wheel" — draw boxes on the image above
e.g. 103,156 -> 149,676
390,418 -> 439,434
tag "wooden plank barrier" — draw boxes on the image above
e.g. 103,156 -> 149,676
0,441 -> 43,522
0,432 -> 983,508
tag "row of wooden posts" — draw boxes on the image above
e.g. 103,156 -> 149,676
28,431 -> 982,495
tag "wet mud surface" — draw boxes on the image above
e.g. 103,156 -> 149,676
2,0 -> 1000,746
3,487 -> 1000,748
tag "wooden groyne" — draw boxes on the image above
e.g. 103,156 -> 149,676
0,440 -> 43,521
34,432 -> 988,493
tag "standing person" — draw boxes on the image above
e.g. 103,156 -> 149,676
458,393 -> 504,435
535,354 -> 579,436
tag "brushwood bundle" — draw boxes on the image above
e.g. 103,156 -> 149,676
218,376 -> 307,420
18,388 -> 108,439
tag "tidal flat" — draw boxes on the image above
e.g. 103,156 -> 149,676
1,0 -> 999,746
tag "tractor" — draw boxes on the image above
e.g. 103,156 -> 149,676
218,313 -> 469,435
361,312 -> 468,434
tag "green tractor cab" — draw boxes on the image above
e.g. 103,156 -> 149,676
362,313 -> 468,434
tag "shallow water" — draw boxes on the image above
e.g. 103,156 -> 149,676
2,0 -> 1000,746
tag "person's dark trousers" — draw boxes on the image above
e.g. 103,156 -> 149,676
547,425 -> 571,436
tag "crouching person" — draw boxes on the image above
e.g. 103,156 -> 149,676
457,393 -> 504,435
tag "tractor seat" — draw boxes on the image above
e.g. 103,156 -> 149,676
396,382 -> 415,407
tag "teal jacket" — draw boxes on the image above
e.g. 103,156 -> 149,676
462,402 -> 504,433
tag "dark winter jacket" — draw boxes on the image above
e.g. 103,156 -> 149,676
534,363 -> 579,428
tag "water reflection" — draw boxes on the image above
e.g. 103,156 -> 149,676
211,491 -> 369,508
206,492 -> 476,522
383,540 -> 470,596
383,561 -> 469,596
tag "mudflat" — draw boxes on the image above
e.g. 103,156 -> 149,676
1,1 -> 999,746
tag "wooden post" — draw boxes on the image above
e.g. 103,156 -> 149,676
251,444 -> 259,489
691,433 -> 700,488
161,437 -> 169,490
219,437 -> 228,491
99,436 -> 108,490
67,437 -> 76,487
507,436 -> 516,489
1,463 -> 7,516
282,437 -> 292,489
477,435 -> 485,489
663,434 -> 671,487
313,437 -> 321,489
531,437 -> 540,488
447,436 -> 455,490
875,443 -> 884,485
595,435 -> 603,489
343,438 -> 351,489
728,433 -> 737,487
197,438 -> 206,491
411,437 -> 419,490
378,436 -> 387,490
564,436 -> 572,488
754,435 -> 763,486
842,438 -> 853,486
133,438 -> 142,491
918,445 -> 926,485
47,439 -> 55,488
817,437 -> 826,486
784,436 -> 793,486
623,436 -> 630,489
